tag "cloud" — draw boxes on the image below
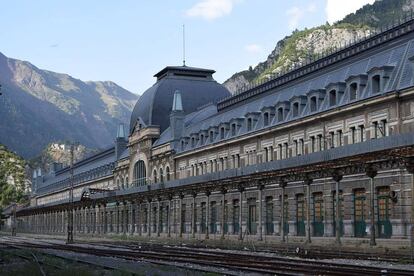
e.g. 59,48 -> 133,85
325,0 -> 375,24
244,44 -> 262,54
185,0 -> 240,20
286,3 -> 317,30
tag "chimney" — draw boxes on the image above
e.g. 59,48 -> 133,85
115,123 -> 127,160
170,90 -> 185,142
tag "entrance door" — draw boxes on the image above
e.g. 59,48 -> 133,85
377,187 -> 392,238
233,200 -> 240,234
333,191 -> 344,237
265,198 -> 274,235
210,202 -> 217,234
181,204 -> 186,233
281,196 -> 289,234
247,200 -> 257,235
201,202 -> 206,233
296,194 -> 305,236
354,189 -> 366,237
312,193 -> 324,237
223,203 -> 228,234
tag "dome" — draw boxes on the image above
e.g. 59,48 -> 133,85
130,66 -> 231,134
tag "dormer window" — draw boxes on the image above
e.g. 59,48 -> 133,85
247,118 -> 253,131
231,123 -> 237,136
200,134 -> 204,145
209,131 -> 214,142
329,90 -> 337,106
292,102 -> 299,117
349,82 -> 358,100
220,127 -> 225,139
372,75 -> 380,94
277,107 -> 284,122
191,137 -> 196,147
181,140 -> 185,150
263,112 -> 269,126
310,96 -> 317,112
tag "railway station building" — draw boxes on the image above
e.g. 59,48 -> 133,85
14,18 -> 414,248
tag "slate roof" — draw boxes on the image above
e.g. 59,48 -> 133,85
160,20 -> 414,153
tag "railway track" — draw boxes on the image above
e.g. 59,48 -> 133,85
1,237 -> 413,275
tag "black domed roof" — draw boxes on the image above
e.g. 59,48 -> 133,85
130,66 -> 231,134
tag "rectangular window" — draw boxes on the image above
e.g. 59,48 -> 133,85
293,140 -> 298,156
350,126 -> 356,144
373,121 -> 378,139
220,127 -> 225,139
337,130 -> 342,146
359,124 -> 365,142
330,131 -> 335,148
278,144 -> 282,160
310,136 -> 315,153
380,119 -> 387,137
300,138 -> 304,155
284,142 -> 289,159
318,134 -> 323,151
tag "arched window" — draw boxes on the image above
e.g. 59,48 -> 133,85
121,177 -> 124,189
117,178 -> 120,189
166,166 -> 170,181
133,160 -> 146,186
126,176 -> 129,188
159,167 -> 164,183
153,169 -> 158,183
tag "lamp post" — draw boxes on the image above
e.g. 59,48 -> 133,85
66,143 -> 75,244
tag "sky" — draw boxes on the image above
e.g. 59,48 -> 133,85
0,0 -> 374,94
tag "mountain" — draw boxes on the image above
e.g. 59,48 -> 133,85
224,0 -> 414,93
0,52 -> 139,158
0,144 -> 27,209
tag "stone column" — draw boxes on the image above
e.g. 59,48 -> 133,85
332,171 -> 343,244
179,193 -> 184,238
96,204 -> 101,235
116,202 -> 120,234
239,187 -> 244,240
205,191 -> 211,240
405,158 -> 414,256
366,165 -> 378,246
129,201 -> 134,235
258,184 -> 264,241
191,192 -> 197,239
123,201 -> 128,235
221,189 -> 227,240
280,180 -> 287,242
167,196 -> 172,237
157,198 -> 161,237
102,203 -> 107,234
147,198 -> 152,237
304,176 -> 313,244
